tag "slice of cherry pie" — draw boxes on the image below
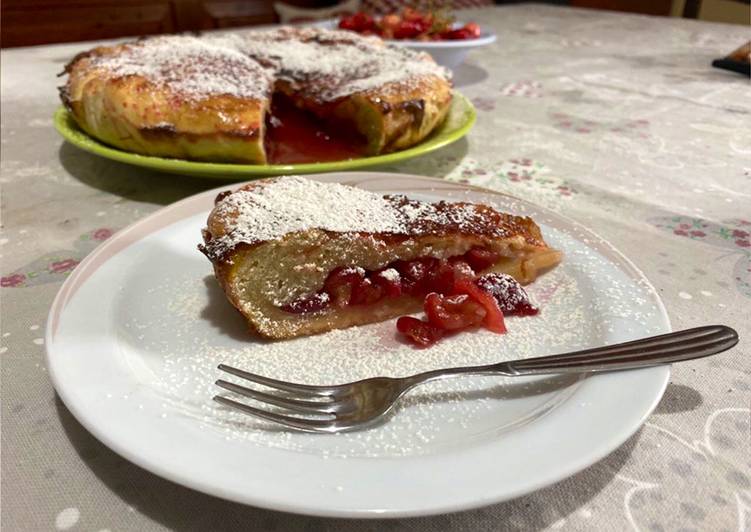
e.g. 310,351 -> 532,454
199,176 -> 561,340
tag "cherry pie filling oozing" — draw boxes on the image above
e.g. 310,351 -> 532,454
264,94 -> 366,165
280,246 -> 540,347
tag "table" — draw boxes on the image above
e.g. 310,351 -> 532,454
2,4 -> 749,530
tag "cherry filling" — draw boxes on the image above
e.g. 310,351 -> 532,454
264,94 -> 366,165
280,247 -> 501,314
399,273 -> 538,347
279,247 -> 540,348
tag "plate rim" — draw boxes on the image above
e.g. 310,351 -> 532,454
311,19 -> 497,48
53,92 -> 476,178
45,172 -> 671,518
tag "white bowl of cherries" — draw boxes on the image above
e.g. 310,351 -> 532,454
324,8 -> 496,70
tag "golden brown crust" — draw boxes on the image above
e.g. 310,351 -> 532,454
63,41 -> 270,163
61,29 -> 453,163
200,181 -> 545,265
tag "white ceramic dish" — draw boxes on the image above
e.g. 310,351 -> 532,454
313,19 -> 497,69
46,172 -> 670,518
388,30 -> 497,70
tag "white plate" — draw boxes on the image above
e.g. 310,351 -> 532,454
311,19 -> 497,69
46,172 -> 670,518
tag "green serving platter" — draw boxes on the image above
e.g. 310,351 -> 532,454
53,91 -> 475,180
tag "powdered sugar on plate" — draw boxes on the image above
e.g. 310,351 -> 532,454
111,217 -> 665,459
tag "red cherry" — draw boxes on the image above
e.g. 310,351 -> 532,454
372,268 -> 403,297
339,12 -> 375,33
426,260 -> 455,294
393,20 -> 423,39
463,247 -> 501,272
394,257 -> 437,294
427,259 -> 474,294
338,16 -> 357,31
354,12 -> 376,31
350,277 -> 384,305
424,292 -> 486,331
323,266 -> 364,306
441,28 -> 472,40
463,22 -> 481,38
396,316 -> 444,347
453,280 -> 507,333
475,273 -> 539,316
448,258 -> 476,280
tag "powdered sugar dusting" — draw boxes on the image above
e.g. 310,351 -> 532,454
74,27 -> 449,103
204,176 -> 402,257
378,268 -> 400,282
201,176 -> 517,261
476,273 -> 536,313
220,27 -> 451,101
87,35 -> 274,101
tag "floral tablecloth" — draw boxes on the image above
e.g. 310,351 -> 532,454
2,4 -> 749,531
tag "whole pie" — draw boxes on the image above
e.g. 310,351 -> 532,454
200,176 -> 562,340
60,27 -> 453,164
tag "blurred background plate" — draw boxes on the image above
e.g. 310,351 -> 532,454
313,19 -> 497,69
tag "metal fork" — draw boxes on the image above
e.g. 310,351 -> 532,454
213,325 -> 738,433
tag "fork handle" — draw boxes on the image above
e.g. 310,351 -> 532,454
502,325 -> 738,376
409,325 -> 738,385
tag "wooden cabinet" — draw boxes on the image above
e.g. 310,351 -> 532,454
197,1 -> 277,28
2,0 -> 176,47
1,0 -> 334,47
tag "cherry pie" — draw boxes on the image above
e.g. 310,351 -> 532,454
200,176 -> 561,340
60,27 -> 452,164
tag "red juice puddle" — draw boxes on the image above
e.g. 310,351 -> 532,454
264,95 -> 365,164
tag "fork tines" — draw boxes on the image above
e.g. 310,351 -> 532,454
213,364 -> 343,432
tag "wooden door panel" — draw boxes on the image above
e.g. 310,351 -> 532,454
1,1 -> 175,47
199,1 -> 277,29
0,0 -> 337,47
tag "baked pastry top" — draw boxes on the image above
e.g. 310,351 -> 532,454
60,28 -> 453,164
200,176 -> 561,339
